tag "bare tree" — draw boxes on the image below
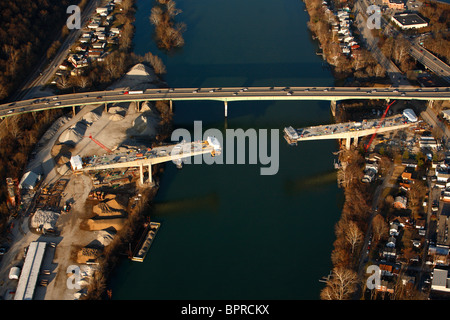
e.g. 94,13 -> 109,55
320,267 -> 358,300
345,221 -> 363,254
372,214 -> 388,242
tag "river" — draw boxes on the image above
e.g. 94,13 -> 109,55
109,0 -> 343,300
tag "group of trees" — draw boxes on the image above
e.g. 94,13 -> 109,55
149,0 -> 186,51
0,0 -> 73,101
379,37 -> 416,74
419,2 -> 450,64
321,149 -> 372,299
304,0 -> 386,81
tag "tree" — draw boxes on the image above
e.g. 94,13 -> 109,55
372,214 -> 388,242
320,267 -> 358,300
345,221 -> 363,254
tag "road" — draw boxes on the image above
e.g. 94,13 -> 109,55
10,0 -> 99,102
409,40 -> 450,85
354,161 -> 396,298
354,0 -> 411,87
1,86 -> 449,118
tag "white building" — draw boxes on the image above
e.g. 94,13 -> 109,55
431,269 -> 450,293
391,13 -> 428,30
70,155 -> 83,171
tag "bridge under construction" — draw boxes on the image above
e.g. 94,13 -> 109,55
284,114 -> 416,149
77,137 -> 222,185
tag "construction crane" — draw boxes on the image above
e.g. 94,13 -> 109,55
84,135 -> 112,153
364,100 -> 396,152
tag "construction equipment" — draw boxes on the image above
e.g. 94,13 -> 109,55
364,100 -> 396,152
85,135 -> 112,153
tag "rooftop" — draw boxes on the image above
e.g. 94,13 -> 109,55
392,13 -> 427,26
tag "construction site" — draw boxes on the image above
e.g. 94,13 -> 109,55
0,60 -> 186,300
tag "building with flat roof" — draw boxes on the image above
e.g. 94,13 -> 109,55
391,13 -> 428,30
431,269 -> 450,293
14,242 -> 47,300
383,0 -> 405,10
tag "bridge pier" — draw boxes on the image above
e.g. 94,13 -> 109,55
353,136 -> 359,148
104,103 -> 108,113
139,164 -> 144,185
169,100 -> 173,113
148,164 -> 152,184
345,137 -> 352,150
72,106 -> 76,116
224,101 -> 228,117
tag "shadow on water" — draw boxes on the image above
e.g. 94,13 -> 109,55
284,169 -> 337,195
151,193 -> 220,216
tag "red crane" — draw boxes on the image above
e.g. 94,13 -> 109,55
85,135 -> 112,153
364,100 -> 396,152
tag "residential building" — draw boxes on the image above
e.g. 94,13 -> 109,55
394,196 -> 407,209
383,0 -> 404,10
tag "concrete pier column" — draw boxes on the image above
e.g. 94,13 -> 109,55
72,105 -> 76,116
136,101 -> 140,112
148,164 -> 152,184
169,100 -> 173,113
140,164 -> 144,185
346,137 -> 351,149
224,101 -> 228,118
104,102 -> 108,113
353,136 -> 359,147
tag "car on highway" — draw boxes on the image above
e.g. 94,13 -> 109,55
7,109 -> 14,114
53,97 -> 58,100
55,102 -> 61,106
97,96 -> 103,99
8,102 -> 15,107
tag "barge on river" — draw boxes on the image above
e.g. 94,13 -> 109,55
131,221 -> 161,262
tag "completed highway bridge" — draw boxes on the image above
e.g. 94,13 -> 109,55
1,86 -> 450,118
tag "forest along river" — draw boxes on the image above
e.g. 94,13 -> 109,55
109,0 -> 344,299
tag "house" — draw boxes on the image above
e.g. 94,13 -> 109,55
382,0 -> 404,10
110,27 -> 121,35
415,219 -> 426,230
390,216 -> 410,228
19,171 -> 40,190
442,110 -> 450,121
376,280 -> 395,293
431,269 -> 450,292
412,240 -> 421,248
390,223 -> 399,236
419,136 -> 438,149
402,158 -> 418,168
387,236 -> 397,248
383,247 -> 397,260
394,196 -> 407,209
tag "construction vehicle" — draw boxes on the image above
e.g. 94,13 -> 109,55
364,100 -> 396,152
